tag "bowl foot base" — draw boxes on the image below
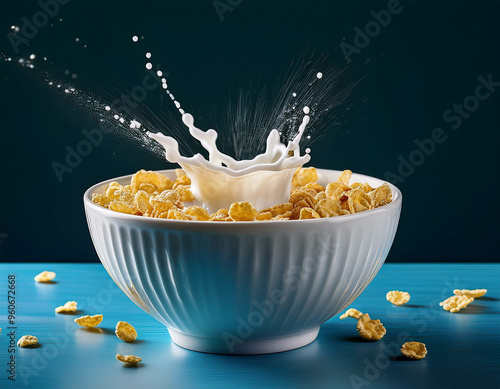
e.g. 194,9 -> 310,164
168,327 -> 320,355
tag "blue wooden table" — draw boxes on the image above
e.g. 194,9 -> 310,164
0,263 -> 498,389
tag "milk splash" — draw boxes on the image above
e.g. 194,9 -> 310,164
138,43 -> 323,211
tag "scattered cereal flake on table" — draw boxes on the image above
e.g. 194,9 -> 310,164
439,295 -> 474,313
356,313 -> 386,341
74,314 -> 103,327
453,289 -> 487,298
340,308 -> 363,320
55,301 -> 78,313
115,321 -> 137,342
34,271 -> 56,282
116,354 -> 142,366
401,342 -> 427,360
17,335 -> 39,348
386,291 -> 410,306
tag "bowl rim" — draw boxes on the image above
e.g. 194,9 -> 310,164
83,168 -> 402,225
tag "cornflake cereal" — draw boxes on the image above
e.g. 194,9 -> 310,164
229,202 -> 258,221
356,313 -> 386,341
55,301 -> 78,313
439,295 -> 474,313
453,289 -> 487,298
116,354 -> 142,366
340,308 -> 363,320
401,342 -> 427,360
34,271 -> 56,282
386,291 -> 411,306
17,335 -> 39,348
115,321 -> 137,342
74,314 -> 103,327
92,168 -> 393,221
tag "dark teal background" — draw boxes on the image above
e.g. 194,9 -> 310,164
0,0 -> 499,262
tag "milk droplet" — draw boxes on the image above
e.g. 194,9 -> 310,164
305,148 -> 311,153
146,52 -> 151,58
146,63 -> 152,70
316,72 -> 323,79
162,83 -> 168,89
29,54 -> 36,60
157,70 -> 163,77
130,120 -> 141,129
303,106 -> 310,114
119,117 -> 125,123
72,74 -> 77,79
75,37 -> 79,42
49,81 -> 53,85
132,36 -> 138,42
306,135 -> 311,139
174,101 -> 181,108
64,89 -> 69,93
105,106 -> 110,111
292,93 -> 297,97
114,115 -> 119,119
161,78 -> 166,83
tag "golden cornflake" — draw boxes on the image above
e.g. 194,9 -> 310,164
55,301 -> 78,313
131,169 -> 173,193
261,202 -> 293,217
256,211 -> 273,221
210,209 -> 231,222
348,188 -> 372,214
92,193 -> 110,208
453,289 -> 487,298
175,185 -> 195,202
74,314 -> 103,327
337,170 -> 352,186
340,308 -> 363,320
17,335 -> 39,348
370,183 -> 392,208
167,209 -> 192,220
299,207 -> 321,219
173,169 -> 191,188
386,291 -> 411,306
325,182 -> 349,201
440,295 -> 474,312
303,182 -> 325,193
315,198 -> 345,218
401,342 -> 427,360
116,354 -> 142,366
292,167 -> 318,187
134,190 -> 153,215
357,313 -> 386,341
272,211 -> 292,220
229,202 -> 258,221
115,321 -> 137,342
34,271 -> 56,283
184,206 -> 210,221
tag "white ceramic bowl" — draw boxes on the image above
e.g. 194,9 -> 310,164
84,169 -> 402,354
